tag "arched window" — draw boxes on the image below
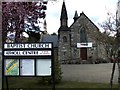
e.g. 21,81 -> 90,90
80,27 -> 87,43
63,36 -> 67,42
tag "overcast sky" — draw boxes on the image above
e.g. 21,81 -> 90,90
45,0 -> 118,34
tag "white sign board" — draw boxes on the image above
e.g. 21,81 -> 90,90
77,42 -> 92,48
4,50 -> 51,56
20,59 -> 34,76
4,43 -> 52,49
36,59 -> 51,76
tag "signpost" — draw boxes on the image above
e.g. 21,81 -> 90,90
2,43 -> 54,89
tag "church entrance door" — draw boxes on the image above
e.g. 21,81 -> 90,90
80,48 -> 87,60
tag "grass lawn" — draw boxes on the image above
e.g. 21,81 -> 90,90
3,77 -> 118,89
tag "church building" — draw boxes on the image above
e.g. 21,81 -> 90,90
57,1 -> 108,64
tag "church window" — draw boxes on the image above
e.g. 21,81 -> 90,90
80,27 -> 87,43
63,36 -> 67,42
63,52 -> 66,55
74,49 -> 77,56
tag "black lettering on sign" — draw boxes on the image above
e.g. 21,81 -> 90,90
81,43 -> 88,46
45,44 -> 50,48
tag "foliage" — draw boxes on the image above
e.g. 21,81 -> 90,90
99,12 -> 119,59
51,32 -> 57,35
2,2 -> 47,43
54,58 -> 62,83
99,12 -> 116,35
2,1 -> 62,85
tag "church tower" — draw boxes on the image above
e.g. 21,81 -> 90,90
60,0 -> 68,26
58,1 -> 71,63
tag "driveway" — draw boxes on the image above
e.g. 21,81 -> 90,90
61,63 -> 118,84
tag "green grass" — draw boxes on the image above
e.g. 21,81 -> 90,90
3,77 -> 118,89
56,81 -> 110,88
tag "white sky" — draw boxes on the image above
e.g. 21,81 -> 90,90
45,0 -> 118,34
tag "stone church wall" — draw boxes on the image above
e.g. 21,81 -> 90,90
58,31 -> 71,63
58,1 -> 109,63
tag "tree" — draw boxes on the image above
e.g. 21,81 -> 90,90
2,1 -> 62,87
99,12 -> 118,59
2,1 -> 47,43
100,12 -> 120,89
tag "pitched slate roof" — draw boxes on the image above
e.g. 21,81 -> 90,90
70,12 -> 99,31
41,35 -> 58,47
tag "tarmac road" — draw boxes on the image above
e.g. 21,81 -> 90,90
61,63 -> 118,84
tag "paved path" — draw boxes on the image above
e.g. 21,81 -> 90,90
61,63 -> 118,84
